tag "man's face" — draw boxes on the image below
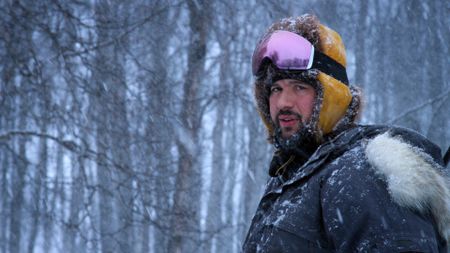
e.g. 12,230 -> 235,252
269,79 -> 316,139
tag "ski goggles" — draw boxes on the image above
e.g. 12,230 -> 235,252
252,30 -> 349,85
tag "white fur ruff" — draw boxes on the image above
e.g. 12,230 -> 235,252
365,132 -> 450,242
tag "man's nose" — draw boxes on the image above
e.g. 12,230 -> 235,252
277,91 -> 295,109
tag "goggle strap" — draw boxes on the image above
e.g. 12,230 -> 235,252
312,51 -> 349,86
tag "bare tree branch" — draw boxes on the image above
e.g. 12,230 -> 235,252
387,89 -> 450,124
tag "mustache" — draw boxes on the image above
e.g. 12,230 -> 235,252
276,110 -> 303,120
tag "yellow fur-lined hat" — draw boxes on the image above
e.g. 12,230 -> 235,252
253,14 -> 361,143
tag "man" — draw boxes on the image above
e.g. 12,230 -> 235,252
242,14 -> 449,252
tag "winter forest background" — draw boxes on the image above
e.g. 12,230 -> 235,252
0,0 -> 449,252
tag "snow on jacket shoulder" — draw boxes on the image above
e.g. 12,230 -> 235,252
242,125 -> 449,253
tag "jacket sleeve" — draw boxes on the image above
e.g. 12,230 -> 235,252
320,144 -> 444,252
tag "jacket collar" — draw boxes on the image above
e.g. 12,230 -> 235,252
263,125 -> 388,198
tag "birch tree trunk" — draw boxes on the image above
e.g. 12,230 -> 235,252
168,1 -> 210,252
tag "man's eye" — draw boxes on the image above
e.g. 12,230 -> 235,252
295,85 -> 307,90
270,87 -> 281,93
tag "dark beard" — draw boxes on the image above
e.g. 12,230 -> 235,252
269,109 -> 320,178
273,121 -> 319,159
269,125 -> 318,178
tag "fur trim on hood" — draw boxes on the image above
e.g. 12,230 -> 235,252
366,132 -> 450,242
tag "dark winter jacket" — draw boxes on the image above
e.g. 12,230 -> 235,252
242,125 -> 450,253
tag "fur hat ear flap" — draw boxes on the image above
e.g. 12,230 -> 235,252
315,24 -> 355,135
317,72 -> 352,134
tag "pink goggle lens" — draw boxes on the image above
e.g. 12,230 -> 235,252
252,30 -> 315,76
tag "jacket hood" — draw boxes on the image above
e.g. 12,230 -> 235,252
366,130 -> 450,242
